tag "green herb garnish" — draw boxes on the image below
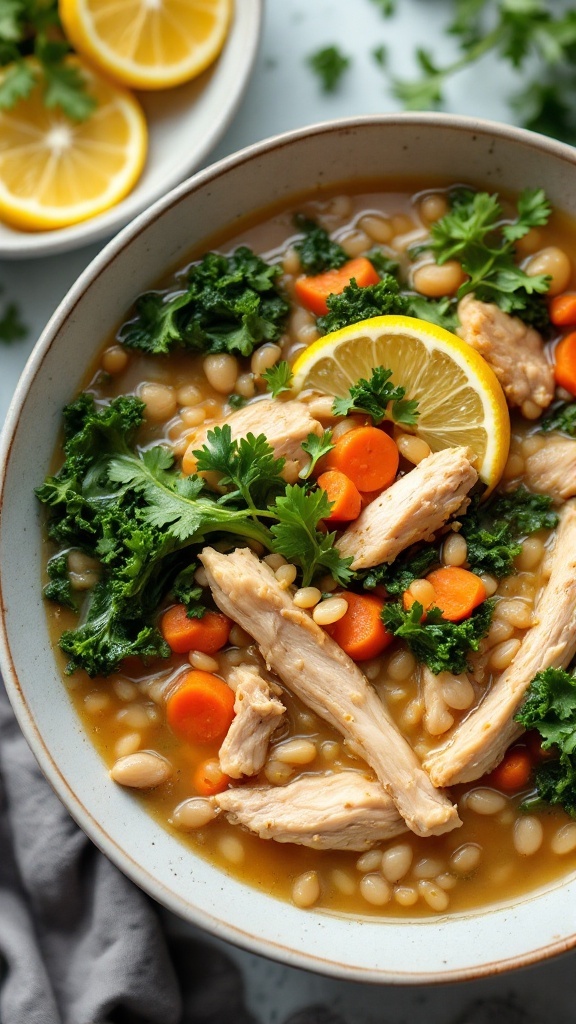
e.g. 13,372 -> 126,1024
307,45 -> 350,92
382,598 -> 494,675
293,214 -> 348,275
332,366 -> 419,427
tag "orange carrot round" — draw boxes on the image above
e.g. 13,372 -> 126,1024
160,604 -> 231,655
193,758 -> 230,796
166,670 -> 235,744
325,425 -> 399,493
486,747 -> 532,792
550,293 -> 576,327
424,566 -> 487,622
325,591 -> 393,660
294,256 -> 380,316
317,469 -> 362,522
554,330 -> 576,395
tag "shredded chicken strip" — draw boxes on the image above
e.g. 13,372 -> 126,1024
214,771 -> 407,851
200,546 -> 461,838
219,665 -> 285,779
337,446 -> 478,569
522,434 -> 576,502
424,501 -> 576,786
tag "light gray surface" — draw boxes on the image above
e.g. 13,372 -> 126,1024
0,2 -> 573,1021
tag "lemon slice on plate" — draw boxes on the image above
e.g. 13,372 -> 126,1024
291,315 -> 510,492
0,58 -> 147,231
59,0 -> 233,90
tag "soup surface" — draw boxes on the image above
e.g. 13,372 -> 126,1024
40,181 -> 576,917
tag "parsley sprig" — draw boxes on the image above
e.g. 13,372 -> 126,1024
332,366 -> 419,427
412,187 -> 552,327
0,0 -> 95,120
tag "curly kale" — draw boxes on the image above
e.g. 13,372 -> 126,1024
460,486 -> 558,578
118,247 -> 289,358
293,214 -> 348,274
382,599 -> 494,675
516,667 -> 576,818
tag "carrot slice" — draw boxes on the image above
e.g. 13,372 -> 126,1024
486,747 -> 532,792
160,604 -> 231,654
421,566 -> 487,622
193,758 -> 230,796
554,330 -> 576,395
324,425 -> 399,492
550,293 -> 576,327
294,256 -> 380,316
325,591 -> 394,660
317,469 -> 362,522
166,670 -> 235,744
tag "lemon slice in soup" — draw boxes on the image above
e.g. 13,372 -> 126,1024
291,315 -> 510,493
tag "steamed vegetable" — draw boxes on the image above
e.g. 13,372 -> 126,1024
516,667 -> 576,817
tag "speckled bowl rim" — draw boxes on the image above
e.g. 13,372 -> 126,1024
2,113 -> 576,985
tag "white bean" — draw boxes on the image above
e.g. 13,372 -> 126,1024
381,843 -> 413,883
251,343 -> 282,376
525,246 -> 571,295
203,353 -> 239,394
449,843 -> 481,875
274,739 -> 317,765
312,597 -> 348,625
466,788 -> 507,815
551,822 -> 576,855
413,260 -> 466,297
513,815 -> 543,856
360,873 -> 391,906
442,532 -> 468,567
110,751 -> 172,789
292,870 -> 320,908
173,797 -> 217,830
417,880 -> 449,912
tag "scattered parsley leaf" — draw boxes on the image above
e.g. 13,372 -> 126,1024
0,291 -> 26,343
372,44 -> 387,67
382,598 -> 494,674
293,214 -> 348,274
262,360 -> 293,398
119,247 -> 290,358
300,430 -> 335,480
307,45 -> 350,93
332,366 -> 419,427
193,424 -> 285,512
227,394 -> 247,410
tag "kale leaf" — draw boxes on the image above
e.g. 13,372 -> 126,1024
515,667 -> 576,818
359,544 -> 440,595
43,552 -> 78,611
332,365 -> 419,427
540,401 -> 576,437
118,247 -> 290,358
413,187 -> 552,328
316,276 -> 457,334
460,486 -> 558,578
382,598 -> 494,674
293,215 -> 348,274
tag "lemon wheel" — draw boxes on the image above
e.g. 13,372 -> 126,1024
291,315 -> 511,492
59,0 -> 233,90
0,58 -> 147,231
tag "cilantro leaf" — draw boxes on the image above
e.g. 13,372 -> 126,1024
119,247 -> 289,358
382,599 -> 494,674
540,401 -> 576,436
262,360 -> 293,398
300,430 -> 335,480
332,365 -> 419,427
307,45 -> 350,93
293,215 -> 347,274
270,484 -> 353,587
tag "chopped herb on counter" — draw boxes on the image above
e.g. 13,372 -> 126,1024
307,44 -> 350,92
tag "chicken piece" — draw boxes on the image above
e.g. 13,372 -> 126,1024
219,665 -> 285,779
200,546 -> 461,838
182,398 -> 322,477
214,770 -> 407,851
457,295 -> 554,412
522,434 -> 576,503
424,501 -> 576,786
336,446 -> 478,570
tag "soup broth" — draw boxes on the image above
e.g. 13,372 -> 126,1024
42,181 -> 576,917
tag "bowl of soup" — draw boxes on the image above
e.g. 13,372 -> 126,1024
3,113 -> 576,982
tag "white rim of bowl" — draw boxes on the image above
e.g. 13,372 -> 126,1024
3,112 -> 576,983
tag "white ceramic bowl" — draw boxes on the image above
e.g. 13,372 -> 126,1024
0,0 -> 262,259
3,114 -> 576,983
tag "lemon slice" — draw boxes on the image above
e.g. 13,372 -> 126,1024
291,315 -> 510,492
59,0 -> 233,90
0,58 -> 147,231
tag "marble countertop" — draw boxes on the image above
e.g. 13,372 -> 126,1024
1,2 -> 574,1020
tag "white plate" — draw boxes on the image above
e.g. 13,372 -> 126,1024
0,0 -> 263,259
